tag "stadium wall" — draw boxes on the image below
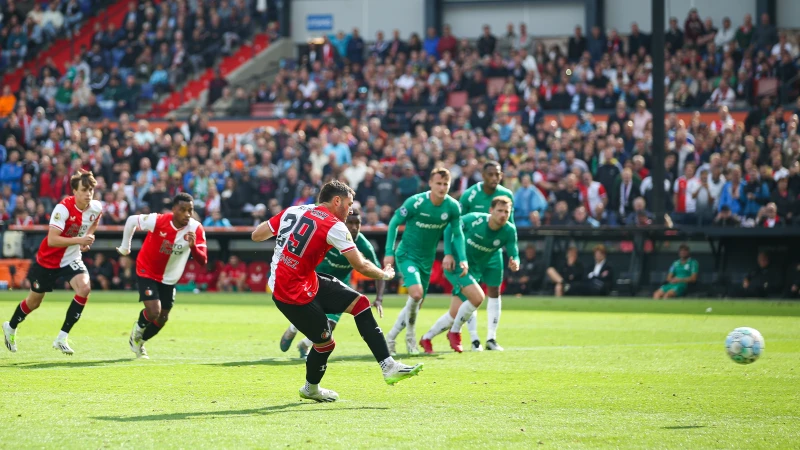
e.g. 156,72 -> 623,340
777,0 -> 800,29
604,0 -> 757,33
289,0 -> 426,43
442,1 -> 585,38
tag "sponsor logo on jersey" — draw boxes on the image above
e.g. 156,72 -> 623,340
69,216 -> 76,222
441,213 -> 449,220
159,232 -> 167,237
467,238 -> 496,253
414,221 -> 447,230
399,207 -> 408,217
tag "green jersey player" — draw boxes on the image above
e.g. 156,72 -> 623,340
653,244 -> 699,299
279,210 -> 386,359
445,161 -> 515,351
421,198 -> 520,353
384,168 -> 468,355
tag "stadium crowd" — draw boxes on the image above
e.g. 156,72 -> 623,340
0,5 -> 800,291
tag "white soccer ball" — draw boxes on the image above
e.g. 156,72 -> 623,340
725,327 -> 765,365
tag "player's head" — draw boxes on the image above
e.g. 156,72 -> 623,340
319,180 -> 355,221
345,208 -> 362,237
428,167 -> 451,200
489,196 -> 512,227
482,161 -> 503,190
70,170 -> 97,206
679,243 -> 690,260
171,192 -> 194,228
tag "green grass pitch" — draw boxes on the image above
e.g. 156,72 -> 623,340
1,291 -> 799,449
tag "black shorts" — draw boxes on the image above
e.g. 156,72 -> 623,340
28,260 -> 89,294
137,276 -> 176,310
272,273 -> 361,345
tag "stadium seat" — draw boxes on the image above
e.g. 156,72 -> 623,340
246,261 -> 269,292
447,91 -> 468,109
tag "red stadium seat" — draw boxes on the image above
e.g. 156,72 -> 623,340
246,261 -> 270,292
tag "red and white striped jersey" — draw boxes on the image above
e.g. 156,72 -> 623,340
135,213 -> 207,285
37,197 -> 103,269
584,181 -> 607,217
267,205 -> 356,305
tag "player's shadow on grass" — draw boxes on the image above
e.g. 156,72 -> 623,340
208,353 -> 445,367
7,358 -> 131,369
662,425 -> 705,430
93,403 -> 388,422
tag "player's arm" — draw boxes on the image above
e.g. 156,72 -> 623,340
189,225 -> 208,266
47,204 -> 94,248
384,196 -> 413,264
505,224 -> 521,272
666,263 -> 676,283
681,261 -> 699,284
330,222 -> 394,281
251,210 -> 285,242
449,204 -> 469,276
80,215 -> 101,251
444,213 -> 476,271
117,214 -> 157,255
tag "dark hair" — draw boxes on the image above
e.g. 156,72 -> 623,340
70,170 -> 97,191
679,244 -> 690,252
483,161 -> 501,172
490,197 -> 512,209
172,192 -> 194,207
318,180 -> 355,204
430,167 -> 451,180
347,208 -> 362,221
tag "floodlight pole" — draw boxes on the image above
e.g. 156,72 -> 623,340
651,0 -> 666,225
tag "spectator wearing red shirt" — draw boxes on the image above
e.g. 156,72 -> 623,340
218,255 -> 247,292
437,25 -> 457,57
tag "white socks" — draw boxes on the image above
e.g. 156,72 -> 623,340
487,297 -> 501,341
467,310 -> 479,342
379,356 -> 396,371
387,304 -> 408,340
300,337 -> 312,347
451,302 -> 477,333
57,330 -> 68,341
404,296 -> 420,339
304,381 -> 319,393
289,324 -> 298,333
423,312 -> 455,340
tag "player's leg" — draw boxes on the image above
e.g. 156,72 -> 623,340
274,296 -> 338,402
449,282 -> 484,353
141,284 -> 175,342
297,315 -> 339,360
279,322 -> 298,353
4,262 -> 54,352
419,296 -> 459,354
387,256 -> 424,355
547,267 -> 565,297
484,258 -> 505,351
53,263 -> 92,355
420,267 -> 463,353
403,265 -> 430,355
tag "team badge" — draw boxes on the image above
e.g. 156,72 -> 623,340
183,234 -> 190,241
441,213 -> 449,220
399,207 -> 408,217
145,289 -> 153,296
33,281 -> 40,290
321,330 -> 331,340
89,214 -> 96,222
407,266 -> 417,273
493,239 -> 501,246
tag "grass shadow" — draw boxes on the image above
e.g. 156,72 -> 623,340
93,402 -> 388,422
208,353 -> 444,368
662,425 -> 706,430
7,358 -> 132,369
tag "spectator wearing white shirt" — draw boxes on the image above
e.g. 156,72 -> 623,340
706,78 -> 736,109
714,17 -> 736,51
771,33 -> 795,58
632,100 -> 652,139
41,2 -> 64,41
771,155 -> 790,181
395,66 -> 416,91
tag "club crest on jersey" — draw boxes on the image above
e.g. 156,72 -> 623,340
183,234 -> 190,241
407,266 -> 417,273
89,214 -> 96,222
440,213 -> 449,220
493,239 -> 501,246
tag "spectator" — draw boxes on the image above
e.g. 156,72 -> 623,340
203,209 -> 232,227
567,26 -> 587,62
514,174 -> 548,226
505,245 -> 544,295
546,246 -> 584,297
713,205 -> 742,227
90,253 -> 115,291
218,255 -> 247,292
323,130 -> 352,166
736,13 -> 754,50
684,8 -> 705,49
565,245 -> 614,296
757,202 -> 782,228
737,252 -> 783,298
665,17 -> 684,54
625,197 -> 654,226
627,22 -> 650,57
612,168 -> 641,222
653,244 -> 698,299
476,25 -> 497,57
114,256 -> 137,291
753,12 -> 778,51
0,86 -> 17,118
715,17 -> 736,51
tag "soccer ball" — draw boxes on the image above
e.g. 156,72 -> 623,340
725,327 -> 765,364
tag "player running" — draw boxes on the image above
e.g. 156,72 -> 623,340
420,197 -> 520,353
278,208 -> 386,359
384,167 -> 468,356
3,170 -> 102,355
252,181 -> 421,403
448,161 -> 515,351
116,193 -> 208,359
